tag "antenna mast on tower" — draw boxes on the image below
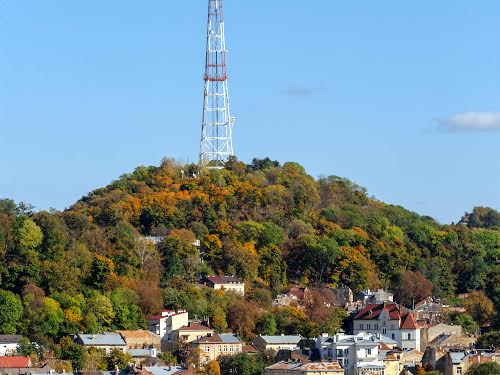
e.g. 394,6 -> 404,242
199,0 -> 235,169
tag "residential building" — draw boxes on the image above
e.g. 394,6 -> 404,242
413,297 -> 447,324
443,350 -> 500,375
128,348 -> 157,364
0,336 -> 23,357
0,357 -> 31,369
148,310 -> 189,343
265,360 -> 344,375
118,330 -> 161,351
75,333 -> 127,355
190,333 -> 243,365
378,350 -> 402,375
273,287 -> 307,308
316,332 -> 397,375
357,289 -> 394,305
170,322 -> 214,344
331,286 -> 354,306
353,302 -> 420,350
202,276 -> 245,295
139,365 -> 194,375
252,335 -> 303,352
0,363 -> 54,375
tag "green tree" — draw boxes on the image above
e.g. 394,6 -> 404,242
60,336 -> 85,370
17,218 -> 43,250
256,313 -> 277,335
86,293 -> 115,330
476,331 -> 500,349
465,362 -> 500,375
219,353 -> 267,375
0,289 -> 23,334
107,348 -> 132,371
212,308 -> 228,333
446,312 -> 479,334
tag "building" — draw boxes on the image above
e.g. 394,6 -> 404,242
149,310 -> 189,343
316,332 -> 397,375
353,302 -> 420,350
128,348 -> 157,364
202,276 -> 245,295
443,350 -> 500,375
118,330 -> 161,351
0,336 -> 23,357
75,333 -> 127,355
253,335 -> 303,352
0,357 -> 31,369
0,363 -> 54,375
171,322 -> 214,344
413,297 -> 448,324
357,289 -> 394,305
331,287 -> 354,306
190,333 -> 243,365
265,360 -> 344,375
139,365 -> 194,375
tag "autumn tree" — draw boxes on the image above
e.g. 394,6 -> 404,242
463,291 -> 495,327
400,270 -> 433,306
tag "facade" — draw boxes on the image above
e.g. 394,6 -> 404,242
203,276 -> 245,295
443,350 -> 500,375
413,298 -> 447,324
171,322 -> 214,344
75,333 -> 127,355
148,310 -> 189,342
331,287 -> 354,306
253,335 -> 303,352
353,303 -> 420,350
265,361 -> 344,375
316,332 -> 397,375
0,336 -> 23,357
190,333 -> 243,365
118,330 -> 161,351
357,290 -> 394,305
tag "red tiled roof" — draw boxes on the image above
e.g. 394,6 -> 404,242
178,323 -> 213,331
354,303 -> 401,320
242,344 -> 258,354
401,313 -> 419,329
0,356 -> 31,368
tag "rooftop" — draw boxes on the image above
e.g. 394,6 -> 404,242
203,275 -> 243,284
77,333 -> 126,346
258,335 -> 303,344
118,330 -> 159,339
0,335 -> 23,344
177,322 -> 213,332
0,357 -> 31,368
191,333 -> 242,344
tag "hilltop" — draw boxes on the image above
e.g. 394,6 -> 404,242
0,157 -> 498,346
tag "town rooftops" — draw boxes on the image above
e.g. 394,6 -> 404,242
128,348 -> 156,358
400,312 -> 419,329
0,356 -> 31,368
118,330 -> 159,339
259,335 -> 303,344
203,275 -> 243,285
142,366 -> 187,375
354,302 -> 401,320
177,322 -> 213,331
0,335 -> 23,345
266,361 -> 343,372
191,333 -> 242,344
449,351 -> 466,364
77,333 -> 126,346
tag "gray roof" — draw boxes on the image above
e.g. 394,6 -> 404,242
143,366 -> 186,375
77,333 -> 126,346
449,352 -> 466,364
0,335 -> 23,344
219,333 -> 242,343
128,348 -> 156,357
259,335 -> 303,344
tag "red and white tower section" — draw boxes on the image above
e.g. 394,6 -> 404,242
199,0 -> 235,169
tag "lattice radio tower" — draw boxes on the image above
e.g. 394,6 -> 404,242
199,0 -> 235,169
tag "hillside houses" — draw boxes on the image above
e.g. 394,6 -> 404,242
0,336 -> 23,357
353,303 -> 420,350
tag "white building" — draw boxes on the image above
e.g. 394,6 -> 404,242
0,335 -> 23,356
316,332 -> 396,375
353,302 -> 420,350
252,335 -> 303,352
203,276 -> 245,295
148,309 -> 189,342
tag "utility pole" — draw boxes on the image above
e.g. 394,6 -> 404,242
199,0 -> 235,169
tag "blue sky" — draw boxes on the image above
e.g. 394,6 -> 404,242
1,1 -> 499,224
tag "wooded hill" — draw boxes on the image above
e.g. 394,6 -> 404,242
0,157 -> 498,346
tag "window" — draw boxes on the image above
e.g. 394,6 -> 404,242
223,345 -> 228,352
229,346 -> 234,352
374,324 -> 379,330
328,349 -> 333,358
382,328 -> 387,334
344,358 -> 349,365
204,346 -> 210,353
367,324 -> 371,330
336,349 -> 343,357
359,324 -> 364,330
367,349 -> 372,356
391,334 -> 395,340
218,346 -> 222,352
344,348 -> 349,355
457,367 -> 462,374
407,333 -> 411,340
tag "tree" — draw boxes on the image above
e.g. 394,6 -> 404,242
107,348 -> 133,371
227,300 -> 259,340
17,218 -> 43,250
0,289 -> 23,334
86,293 -> 115,330
212,308 -> 228,333
401,270 -> 433,305
60,336 -> 85,370
256,313 -> 277,335
446,312 -> 479,334
465,362 -> 500,375
476,331 -> 500,349
218,353 -> 267,375
463,291 -> 495,327
206,360 -> 222,375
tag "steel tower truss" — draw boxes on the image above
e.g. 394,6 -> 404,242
199,0 -> 235,169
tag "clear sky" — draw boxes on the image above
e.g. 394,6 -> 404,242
1,1 -> 499,224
